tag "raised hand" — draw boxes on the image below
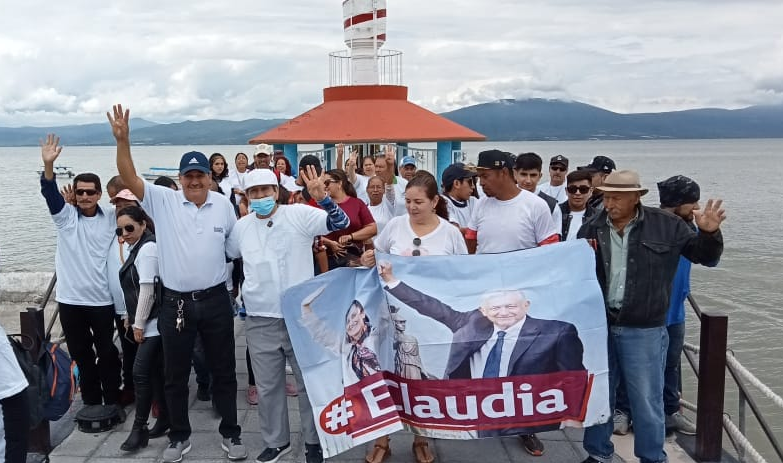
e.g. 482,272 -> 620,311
301,284 -> 328,313
40,134 -> 62,165
60,184 -> 75,205
107,104 -> 130,142
337,143 -> 344,157
300,164 -> 327,201
384,144 -> 396,165
694,199 -> 726,233
377,260 -> 396,284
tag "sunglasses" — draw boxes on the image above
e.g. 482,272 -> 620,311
115,224 -> 136,236
550,166 -> 567,172
566,185 -> 591,194
75,189 -> 99,196
412,237 -> 422,256
459,177 -> 475,185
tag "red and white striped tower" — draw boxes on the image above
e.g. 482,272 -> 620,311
343,0 -> 387,85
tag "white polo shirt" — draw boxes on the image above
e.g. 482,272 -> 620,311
52,204 -> 116,305
226,204 -> 331,318
141,181 -> 236,292
444,195 -> 477,228
468,190 -> 558,254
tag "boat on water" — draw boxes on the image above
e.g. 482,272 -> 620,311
141,166 -> 179,181
36,165 -> 75,178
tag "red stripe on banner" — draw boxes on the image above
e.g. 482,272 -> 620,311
351,416 -> 401,438
343,9 -> 387,28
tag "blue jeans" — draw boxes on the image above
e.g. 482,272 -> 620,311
583,325 -> 669,463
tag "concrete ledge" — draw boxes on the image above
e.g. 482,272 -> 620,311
0,272 -> 54,303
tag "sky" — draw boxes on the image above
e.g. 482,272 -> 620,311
1,0 -> 781,127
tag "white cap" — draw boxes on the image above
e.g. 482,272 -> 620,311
244,169 -> 278,191
253,143 -> 273,156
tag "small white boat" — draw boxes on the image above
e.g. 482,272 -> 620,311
141,167 -> 179,181
36,165 -> 75,178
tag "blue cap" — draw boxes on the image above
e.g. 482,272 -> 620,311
399,156 -> 416,167
179,151 -> 210,175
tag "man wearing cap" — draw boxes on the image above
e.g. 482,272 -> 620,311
577,155 -> 616,211
39,134 -> 123,419
226,166 -> 348,463
466,150 -> 560,255
108,105 -> 246,462
537,155 -> 569,203
252,143 -> 273,170
577,170 -> 725,463
399,155 -> 417,181
441,162 -> 478,233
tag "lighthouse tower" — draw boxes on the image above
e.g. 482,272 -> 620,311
343,0 -> 387,85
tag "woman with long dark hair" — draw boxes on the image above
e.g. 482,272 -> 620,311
209,153 -> 232,197
117,206 -> 169,452
359,170 -> 467,463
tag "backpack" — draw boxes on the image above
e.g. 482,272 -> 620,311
7,335 -> 77,425
42,341 -> 78,421
7,334 -> 49,428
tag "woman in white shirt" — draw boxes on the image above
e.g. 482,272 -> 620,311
365,176 -> 396,235
116,206 -> 168,452
359,171 -> 467,463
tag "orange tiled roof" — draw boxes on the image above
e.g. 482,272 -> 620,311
249,85 -> 485,144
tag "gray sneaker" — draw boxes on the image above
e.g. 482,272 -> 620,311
613,409 -> 631,435
666,411 -> 697,435
222,437 -> 248,460
163,440 -> 191,463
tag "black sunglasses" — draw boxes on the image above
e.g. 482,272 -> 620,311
566,185 -> 591,194
115,224 -> 136,236
75,189 -> 99,196
412,237 -> 422,256
550,165 -> 567,172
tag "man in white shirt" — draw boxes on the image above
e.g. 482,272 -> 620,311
513,153 -> 563,230
226,167 -> 349,463
39,134 -> 122,415
252,143 -> 273,170
537,155 -> 569,203
440,162 -> 478,234
108,105 -> 246,463
399,155 -> 417,181
559,170 -> 596,241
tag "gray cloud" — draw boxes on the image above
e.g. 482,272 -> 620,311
0,0 -> 782,126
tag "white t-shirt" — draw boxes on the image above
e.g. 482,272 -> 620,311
52,204 -> 116,305
141,181 -> 236,292
468,190 -> 559,254
538,181 -> 568,203
374,215 -> 468,256
133,241 -> 160,337
353,174 -> 370,204
229,170 -> 249,204
226,204 -> 331,318
366,185 -> 397,234
443,195 -> 477,228
354,175 -> 407,215
0,324 -> 28,401
565,210 -> 586,241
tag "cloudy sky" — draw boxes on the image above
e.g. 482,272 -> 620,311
1,0 -> 781,126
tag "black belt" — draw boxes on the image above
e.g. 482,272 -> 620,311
163,283 -> 225,302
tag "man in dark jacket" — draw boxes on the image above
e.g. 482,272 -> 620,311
577,170 -> 725,463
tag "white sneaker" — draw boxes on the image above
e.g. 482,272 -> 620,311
666,411 -> 696,435
613,409 -> 631,435
162,440 -> 191,463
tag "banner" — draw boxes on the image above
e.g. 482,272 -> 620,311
282,240 -> 609,458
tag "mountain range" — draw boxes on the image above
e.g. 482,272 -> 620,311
1,99 -> 781,146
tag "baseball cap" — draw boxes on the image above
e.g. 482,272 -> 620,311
298,154 -> 323,175
476,150 -> 513,170
657,175 -> 700,208
110,189 -> 139,204
179,151 -> 210,175
550,155 -> 569,168
253,143 -> 273,156
442,163 -> 477,189
578,155 -> 616,174
399,156 -> 416,168
243,169 -> 279,191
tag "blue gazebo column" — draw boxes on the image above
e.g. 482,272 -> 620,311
436,141 -> 455,184
323,143 -> 335,170
284,144 -> 298,176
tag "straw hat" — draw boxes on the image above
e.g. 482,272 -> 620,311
596,170 -> 648,195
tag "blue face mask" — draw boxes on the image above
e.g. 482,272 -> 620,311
249,196 -> 276,216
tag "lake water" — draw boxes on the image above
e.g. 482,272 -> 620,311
1,138 -> 781,457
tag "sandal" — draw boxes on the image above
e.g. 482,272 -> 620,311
365,438 -> 391,463
412,440 -> 435,463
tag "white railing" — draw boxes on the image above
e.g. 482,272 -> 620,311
328,49 -> 403,87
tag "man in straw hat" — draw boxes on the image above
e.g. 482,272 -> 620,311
576,170 -> 725,463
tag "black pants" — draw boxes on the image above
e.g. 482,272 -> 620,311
192,334 -> 211,390
132,335 -> 167,427
114,314 -> 138,391
2,389 -> 29,463
59,303 -> 121,405
159,286 -> 240,441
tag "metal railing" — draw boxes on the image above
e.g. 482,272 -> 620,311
683,294 -> 783,462
328,49 -> 403,87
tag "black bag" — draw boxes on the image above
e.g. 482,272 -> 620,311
7,334 -> 48,428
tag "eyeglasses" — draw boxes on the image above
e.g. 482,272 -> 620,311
412,237 -> 422,256
566,185 -> 591,194
550,166 -> 567,172
75,189 -> 99,196
459,177 -> 474,185
115,224 -> 135,236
